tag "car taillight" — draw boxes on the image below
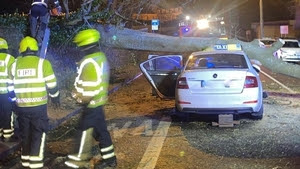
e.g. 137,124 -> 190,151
177,77 -> 189,89
244,76 -> 258,88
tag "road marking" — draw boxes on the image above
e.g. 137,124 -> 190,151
261,70 -> 296,94
137,117 -> 171,169
113,121 -> 133,139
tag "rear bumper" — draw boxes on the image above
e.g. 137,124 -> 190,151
180,107 -> 254,114
282,57 -> 300,62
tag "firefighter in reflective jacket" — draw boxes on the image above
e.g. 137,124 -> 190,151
0,37 -> 16,142
9,36 -> 60,169
29,0 -> 61,46
65,29 -> 117,169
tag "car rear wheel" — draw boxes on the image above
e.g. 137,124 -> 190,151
172,104 -> 190,122
251,104 -> 264,120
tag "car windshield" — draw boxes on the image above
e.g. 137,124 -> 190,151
186,53 -> 248,70
283,41 -> 300,48
261,40 -> 275,45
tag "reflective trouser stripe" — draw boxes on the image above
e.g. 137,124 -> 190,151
100,145 -> 115,159
73,130 -> 88,161
65,161 -> 80,168
3,113 -> 14,138
29,132 -> 46,160
100,145 -> 114,153
102,152 -> 115,159
3,128 -> 14,138
29,163 -> 43,169
21,155 -> 30,167
21,133 -> 46,168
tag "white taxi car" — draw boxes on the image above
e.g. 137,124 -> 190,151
139,44 -> 264,119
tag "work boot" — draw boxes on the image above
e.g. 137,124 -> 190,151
67,128 -> 94,161
64,160 -> 90,169
2,134 -> 19,143
68,153 -> 93,161
263,91 -> 268,98
94,159 -> 117,169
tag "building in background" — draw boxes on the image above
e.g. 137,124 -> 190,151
251,20 -> 300,39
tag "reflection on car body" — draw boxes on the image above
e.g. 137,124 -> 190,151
140,44 -> 264,119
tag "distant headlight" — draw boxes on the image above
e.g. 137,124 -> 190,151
196,19 -> 209,29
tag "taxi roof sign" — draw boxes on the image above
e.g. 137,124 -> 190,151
213,44 -> 242,51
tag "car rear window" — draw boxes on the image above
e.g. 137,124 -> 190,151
283,41 -> 300,48
186,54 -> 248,70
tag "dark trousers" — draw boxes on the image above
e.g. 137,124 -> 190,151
17,104 -> 48,168
80,106 -> 113,149
0,93 -> 14,138
79,106 -> 116,162
29,5 -> 50,46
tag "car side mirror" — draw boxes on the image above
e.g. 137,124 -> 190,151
252,64 -> 260,73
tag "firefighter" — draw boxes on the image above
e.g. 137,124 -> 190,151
0,37 -> 16,142
9,36 -> 60,168
64,29 -> 117,168
29,0 -> 61,46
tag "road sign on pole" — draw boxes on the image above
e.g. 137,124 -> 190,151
151,19 -> 159,31
280,25 -> 289,35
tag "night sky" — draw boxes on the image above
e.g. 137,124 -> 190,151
0,0 -> 294,29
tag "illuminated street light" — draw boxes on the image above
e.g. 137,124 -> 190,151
196,19 -> 209,29
185,15 -> 190,20
220,21 -> 225,25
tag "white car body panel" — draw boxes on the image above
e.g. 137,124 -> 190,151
175,50 -> 263,114
275,39 -> 300,62
139,44 -> 264,117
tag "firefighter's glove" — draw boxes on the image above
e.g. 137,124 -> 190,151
51,93 -> 60,108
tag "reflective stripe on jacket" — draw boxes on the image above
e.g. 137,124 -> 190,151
32,0 -> 60,8
0,53 -> 15,94
32,0 -> 49,8
74,52 -> 109,108
10,55 -> 57,107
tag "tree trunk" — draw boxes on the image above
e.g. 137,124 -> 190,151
95,24 -> 300,79
62,0 -> 69,19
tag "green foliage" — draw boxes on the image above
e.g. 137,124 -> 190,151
0,13 -> 29,35
48,16 -> 89,46
0,11 -> 109,46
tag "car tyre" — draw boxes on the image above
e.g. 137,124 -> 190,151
251,104 -> 264,120
172,105 -> 190,122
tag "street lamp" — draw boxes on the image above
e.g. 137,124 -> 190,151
260,0 -> 264,38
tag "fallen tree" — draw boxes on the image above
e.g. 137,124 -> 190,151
95,24 -> 300,79
1,24 -> 299,79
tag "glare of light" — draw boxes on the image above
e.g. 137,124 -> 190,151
185,15 -> 190,20
220,21 -> 225,25
196,19 -> 209,29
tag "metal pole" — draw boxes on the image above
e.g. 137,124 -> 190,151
259,0 -> 264,38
